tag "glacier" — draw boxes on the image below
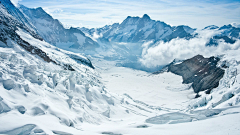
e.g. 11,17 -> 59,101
0,0 -> 240,134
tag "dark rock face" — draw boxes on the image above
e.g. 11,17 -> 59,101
167,55 -> 225,94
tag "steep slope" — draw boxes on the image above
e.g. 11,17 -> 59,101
205,24 -> 239,46
187,49 -> 240,110
0,2 -> 137,134
167,55 -> 224,95
81,14 -> 196,43
0,0 -> 42,41
0,0 -> 37,33
1,1 -> 240,134
17,4 -> 99,50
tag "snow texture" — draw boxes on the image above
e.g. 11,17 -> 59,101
0,0 -> 240,134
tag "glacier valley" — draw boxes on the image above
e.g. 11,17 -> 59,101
0,0 -> 240,134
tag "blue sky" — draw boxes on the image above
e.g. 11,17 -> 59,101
15,0 -> 240,29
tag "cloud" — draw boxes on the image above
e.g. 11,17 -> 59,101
10,0 -> 21,7
19,0 -> 240,29
139,30 -> 240,68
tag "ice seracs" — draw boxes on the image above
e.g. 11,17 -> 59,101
1,0 -> 240,134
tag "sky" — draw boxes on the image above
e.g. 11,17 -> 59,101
17,0 -> 240,29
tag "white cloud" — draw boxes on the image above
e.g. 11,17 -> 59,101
139,30 -> 240,68
19,0 -> 240,29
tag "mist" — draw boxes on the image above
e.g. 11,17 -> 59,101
139,29 -> 240,68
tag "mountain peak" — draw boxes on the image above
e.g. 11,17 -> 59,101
36,7 -> 44,11
142,14 -> 150,20
203,25 -> 219,30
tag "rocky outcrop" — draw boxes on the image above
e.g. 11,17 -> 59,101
156,55 -> 225,95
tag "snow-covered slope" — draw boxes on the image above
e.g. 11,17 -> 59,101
1,0 -> 240,134
81,14 -> 196,43
0,2 -> 148,134
205,24 -> 239,46
18,5 -> 99,50
2,0 -> 99,50
0,0 -> 37,33
0,0 -> 42,41
90,54 -> 240,135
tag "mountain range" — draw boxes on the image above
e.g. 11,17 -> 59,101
0,0 -> 240,134
80,14 -> 195,43
2,0 -> 239,52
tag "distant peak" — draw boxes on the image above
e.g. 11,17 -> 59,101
36,7 -> 44,11
231,22 -> 240,28
142,14 -> 150,20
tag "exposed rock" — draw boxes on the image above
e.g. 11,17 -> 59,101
155,55 -> 225,95
167,55 -> 225,94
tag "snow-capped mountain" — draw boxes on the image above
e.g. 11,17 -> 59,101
0,1 -> 140,134
19,5 -> 99,50
0,0 -> 99,50
80,14 -> 196,43
0,0 -> 37,33
1,0 -> 240,134
205,24 -> 239,46
0,0 -> 42,41
81,15 -> 239,49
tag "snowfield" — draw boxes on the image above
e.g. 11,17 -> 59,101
97,61 -> 194,109
1,0 -> 240,134
1,30 -> 240,134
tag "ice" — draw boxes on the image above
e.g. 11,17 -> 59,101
145,112 -> 193,124
52,73 -> 59,87
102,109 -> 111,118
101,131 -> 122,135
0,101 -> 11,114
2,79 -> 15,90
0,1 -> 240,134
190,109 -> 222,118
0,124 -> 37,135
23,84 -> 30,92
16,106 -> 26,114
52,130 -> 73,135
33,128 -> 44,134
0,72 -> 3,78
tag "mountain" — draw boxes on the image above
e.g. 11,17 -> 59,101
1,0 -> 99,50
0,1 -> 134,134
1,1 -> 240,134
155,55 -> 225,97
18,5 -> 99,50
0,0 -> 42,41
80,14 -> 196,43
81,15 -> 239,48
0,0 -> 99,50
203,25 -> 219,30
204,24 -> 239,46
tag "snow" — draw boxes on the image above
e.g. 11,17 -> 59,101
98,63 -> 193,109
1,1 -> 240,134
3,38 -> 238,134
74,33 -> 86,46
1,33 -> 240,135
144,29 -> 154,38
